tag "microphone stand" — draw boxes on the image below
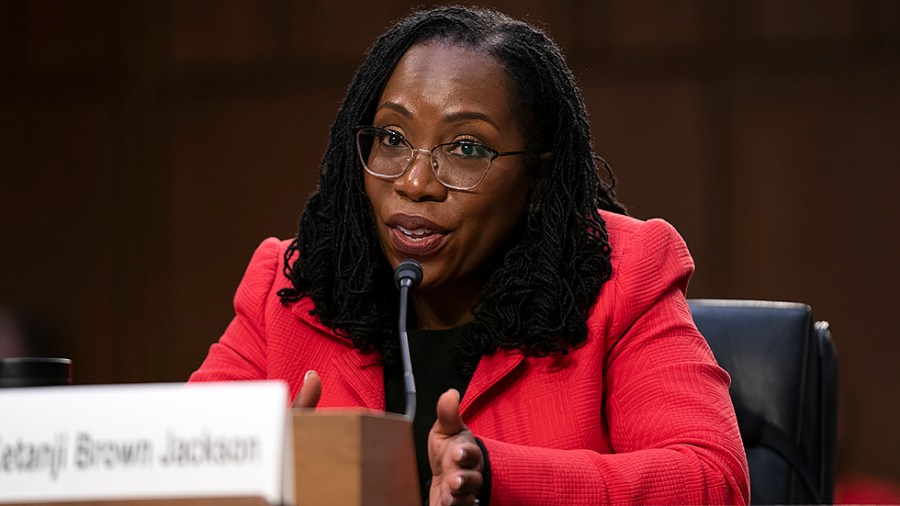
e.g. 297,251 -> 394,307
394,259 -> 423,422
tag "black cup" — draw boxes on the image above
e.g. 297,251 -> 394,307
0,357 -> 72,388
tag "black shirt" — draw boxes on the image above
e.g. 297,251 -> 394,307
384,324 -> 473,503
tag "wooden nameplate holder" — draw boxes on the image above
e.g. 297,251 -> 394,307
291,409 -> 420,506
4,410 -> 419,506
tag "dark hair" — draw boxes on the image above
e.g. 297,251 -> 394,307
278,6 -> 626,373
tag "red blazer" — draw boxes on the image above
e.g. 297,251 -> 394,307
191,212 -> 750,505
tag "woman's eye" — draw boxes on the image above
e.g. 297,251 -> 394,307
451,141 -> 490,158
379,131 -> 406,148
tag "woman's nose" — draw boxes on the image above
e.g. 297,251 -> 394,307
394,148 -> 447,202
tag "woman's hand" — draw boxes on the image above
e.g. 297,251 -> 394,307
429,389 -> 484,506
292,370 -> 321,408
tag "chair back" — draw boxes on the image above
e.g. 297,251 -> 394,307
688,299 -> 837,504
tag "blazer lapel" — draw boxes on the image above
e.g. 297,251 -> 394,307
291,300 -> 342,341
329,347 -> 384,410
291,299 -> 526,414
460,349 -> 524,416
291,300 -> 384,410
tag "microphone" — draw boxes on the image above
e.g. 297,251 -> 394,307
394,259 -> 423,422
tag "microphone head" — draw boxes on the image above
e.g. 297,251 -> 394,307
394,259 -> 424,289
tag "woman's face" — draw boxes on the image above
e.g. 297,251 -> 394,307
364,42 -> 534,298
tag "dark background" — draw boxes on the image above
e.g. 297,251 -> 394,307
2,0 -> 898,485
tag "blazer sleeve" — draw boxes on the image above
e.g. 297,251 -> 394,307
480,219 -> 750,505
189,237 -> 285,382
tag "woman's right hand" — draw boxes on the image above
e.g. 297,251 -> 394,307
429,389 -> 484,506
293,370 -> 321,408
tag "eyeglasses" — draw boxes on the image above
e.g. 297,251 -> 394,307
354,126 -> 529,191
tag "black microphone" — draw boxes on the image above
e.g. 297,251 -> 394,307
394,259 -> 423,422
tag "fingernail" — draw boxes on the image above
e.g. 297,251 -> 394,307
456,448 -> 466,460
455,475 -> 463,490
304,370 -> 312,382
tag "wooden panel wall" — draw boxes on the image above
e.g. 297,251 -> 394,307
2,0 -> 899,484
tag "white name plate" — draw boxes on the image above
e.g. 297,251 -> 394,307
0,381 -> 291,505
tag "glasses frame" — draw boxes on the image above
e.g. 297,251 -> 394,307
353,126 -> 529,191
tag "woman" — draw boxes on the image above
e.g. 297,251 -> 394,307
191,6 -> 750,505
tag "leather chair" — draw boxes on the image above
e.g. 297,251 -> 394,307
688,299 -> 838,504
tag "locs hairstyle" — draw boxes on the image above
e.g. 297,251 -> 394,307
278,6 -> 626,373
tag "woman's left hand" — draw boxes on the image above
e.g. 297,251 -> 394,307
428,389 -> 484,506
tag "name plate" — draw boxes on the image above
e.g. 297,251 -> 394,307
0,381 -> 291,505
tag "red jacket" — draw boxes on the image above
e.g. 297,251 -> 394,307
190,211 -> 750,504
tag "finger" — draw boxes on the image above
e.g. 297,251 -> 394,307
446,492 -> 479,506
452,443 -> 483,469
450,469 -> 484,496
435,388 -> 465,436
293,370 -> 321,408
433,487 -> 476,506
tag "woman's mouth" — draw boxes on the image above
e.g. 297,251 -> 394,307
396,225 -> 434,239
386,215 -> 448,256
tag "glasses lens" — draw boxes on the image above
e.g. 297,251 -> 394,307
434,143 -> 492,189
355,130 -> 497,190
357,129 -> 410,178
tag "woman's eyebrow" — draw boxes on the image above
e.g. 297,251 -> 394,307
443,111 -> 499,130
376,101 -> 412,117
376,102 -> 500,130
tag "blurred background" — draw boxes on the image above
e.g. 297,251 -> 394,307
1,0 -> 898,490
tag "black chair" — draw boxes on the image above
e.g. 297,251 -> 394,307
688,299 -> 838,504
